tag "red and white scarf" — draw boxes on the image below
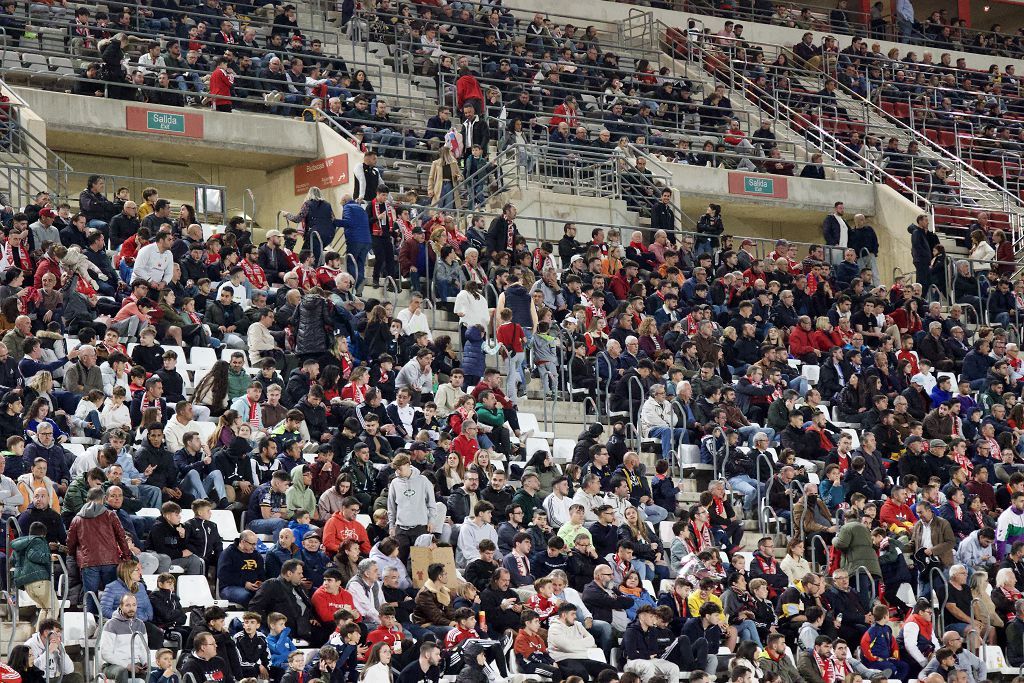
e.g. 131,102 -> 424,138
813,650 -> 834,683
241,259 -> 267,290
245,398 -> 260,427
3,241 -> 30,271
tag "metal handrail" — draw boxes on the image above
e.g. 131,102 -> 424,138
81,590 -> 104,681
52,554 -> 68,626
930,566 -> 948,633
808,532 -> 830,573
849,565 -> 876,607
243,188 -> 256,231
383,276 -> 399,314
709,425 -> 727,480
597,350 -> 615,417
627,374 -> 646,451
3,515 -> 18,622
128,629 -> 151,680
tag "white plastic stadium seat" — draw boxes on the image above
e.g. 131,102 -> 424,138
178,575 -> 216,607
552,438 -> 574,463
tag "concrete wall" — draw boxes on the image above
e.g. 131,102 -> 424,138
8,87 -> 364,244
872,183 -> 922,282
10,87 -> 319,169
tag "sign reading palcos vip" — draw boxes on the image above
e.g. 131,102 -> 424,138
293,154 -> 350,195
727,172 -> 789,199
125,106 -> 204,138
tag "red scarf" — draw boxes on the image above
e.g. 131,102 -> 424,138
370,198 -> 394,238
755,553 -> 777,574
690,521 -> 711,551
4,241 -> 30,271
506,220 -> 516,252
712,495 -> 725,518
241,259 -> 267,290
295,264 -> 317,290
830,657 -> 851,681
813,650 -> 833,683
246,398 -> 259,427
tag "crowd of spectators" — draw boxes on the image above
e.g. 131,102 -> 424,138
1,160 -> 1024,683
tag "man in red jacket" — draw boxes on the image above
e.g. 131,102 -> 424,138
66,486 -> 133,612
209,57 -> 234,113
788,315 -> 818,364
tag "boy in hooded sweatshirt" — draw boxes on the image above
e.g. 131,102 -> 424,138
285,465 -> 318,522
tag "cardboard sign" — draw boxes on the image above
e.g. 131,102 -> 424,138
409,545 -> 458,589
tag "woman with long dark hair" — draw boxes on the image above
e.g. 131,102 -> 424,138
192,360 -> 231,416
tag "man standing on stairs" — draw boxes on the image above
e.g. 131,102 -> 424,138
822,201 -> 848,266
910,213 -> 939,291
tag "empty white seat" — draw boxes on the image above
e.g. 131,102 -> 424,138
142,574 -> 161,591
552,438 -> 574,463
189,346 -> 218,370
64,442 -> 86,458
164,345 -> 186,362
524,437 -> 549,460
178,575 -> 215,607
659,521 -> 674,545
194,421 -> 217,443
63,611 -> 97,645
518,412 -> 553,440
136,507 -> 161,517
211,509 -> 239,540
356,514 -> 371,528
801,365 -> 820,383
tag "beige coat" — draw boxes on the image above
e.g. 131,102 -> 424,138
427,155 -> 463,209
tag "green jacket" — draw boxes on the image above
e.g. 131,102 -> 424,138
833,520 -> 882,577
228,368 -> 251,402
511,489 -> 543,521
474,403 -> 505,428
63,474 -> 92,518
11,535 -> 51,587
285,464 -> 317,517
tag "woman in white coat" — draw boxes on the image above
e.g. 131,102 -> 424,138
360,642 -> 394,683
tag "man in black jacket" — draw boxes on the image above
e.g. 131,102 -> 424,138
485,202 -> 518,257
650,188 -> 676,245
107,201 -> 140,251
181,632 -> 236,683
582,565 -> 633,625
248,559 -> 315,640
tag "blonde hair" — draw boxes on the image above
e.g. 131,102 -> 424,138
117,560 -> 141,594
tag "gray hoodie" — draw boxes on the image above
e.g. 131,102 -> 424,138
77,501 -> 107,518
387,467 -> 435,529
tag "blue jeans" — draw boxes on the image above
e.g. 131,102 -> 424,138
247,517 -> 288,536
788,376 -> 810,395
728,474 -> 766,514
127,483 -> 163,509
219,585 -> 254,606
182,469 -> 226,502
438,181 -> 455,210
735,619 -> 762,647
87,219 -> 108,231
83,409 -> 102,440
589,619 -> 613,653
640,503 -> 668,525
82,564 -> 118,613
347,241 -> 371,290
649,426 -> 687,459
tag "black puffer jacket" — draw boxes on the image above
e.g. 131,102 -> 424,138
291,294 -> 331,356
